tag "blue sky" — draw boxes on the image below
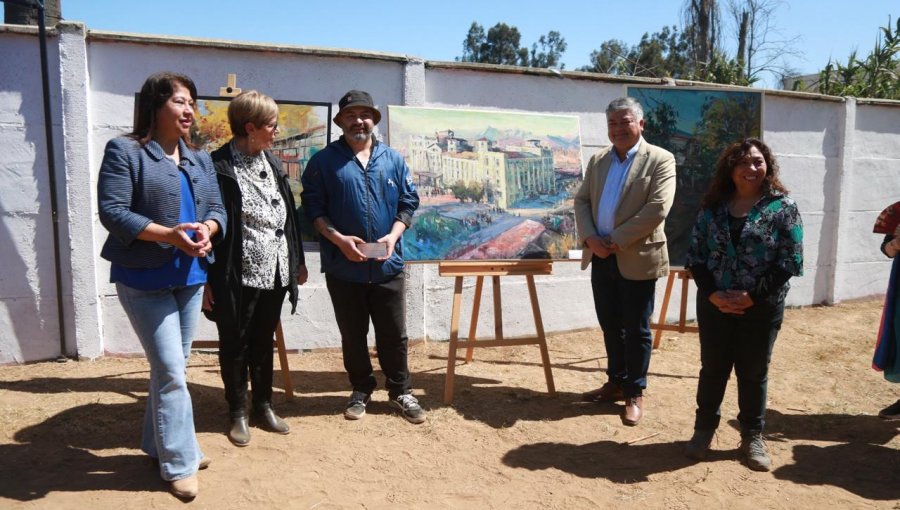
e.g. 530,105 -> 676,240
64,0 -> 897,89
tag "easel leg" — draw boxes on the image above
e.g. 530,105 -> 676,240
527,275 -> 555,395
678,271 -> 690,332
491,275 -> 503,341
444,276 -> 464,405
274,320 -> 294,401
652,271 -> 677,350
465,276 -> 484,363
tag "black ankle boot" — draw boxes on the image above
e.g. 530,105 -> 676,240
254,403 -> 290,434
228,414 -> 251,446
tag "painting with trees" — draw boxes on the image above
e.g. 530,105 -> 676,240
388,106 -> 583,261
625,85 -> 762,265
188,97 -> 331,242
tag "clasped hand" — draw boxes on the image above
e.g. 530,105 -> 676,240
709,289 -> 753,315
585,235 -> 619,259
170,222 -> 211,258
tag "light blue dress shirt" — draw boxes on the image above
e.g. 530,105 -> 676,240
595,139 -> 642,237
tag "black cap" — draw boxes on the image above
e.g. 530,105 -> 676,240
335,89 -> 381,125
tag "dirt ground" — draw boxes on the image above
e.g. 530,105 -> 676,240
1,298 -> 898,509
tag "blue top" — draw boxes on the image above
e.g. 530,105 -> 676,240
111,169 -> 207,290
595,139 -> 641,237
300,137 -> 419,284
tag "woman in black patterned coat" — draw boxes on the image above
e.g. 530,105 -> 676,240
203,90 -> 307,446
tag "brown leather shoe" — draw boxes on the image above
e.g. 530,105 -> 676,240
581,382 -> 625,403
170,474 -> 198,500
622,396 -> 643,426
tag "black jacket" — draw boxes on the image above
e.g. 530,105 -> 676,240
206,144 -> 306,324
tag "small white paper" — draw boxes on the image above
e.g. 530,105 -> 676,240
359,242 -> 388,259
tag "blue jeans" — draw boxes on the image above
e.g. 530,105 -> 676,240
116,282 -> 204,481
590,255 -> 657,397
694,296 -> 785,434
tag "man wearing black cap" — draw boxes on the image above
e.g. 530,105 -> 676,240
301,90 -> 424,423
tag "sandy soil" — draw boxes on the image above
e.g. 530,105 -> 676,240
0,298 -> 898,509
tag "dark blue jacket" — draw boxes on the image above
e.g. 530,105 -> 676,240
98,136 -> 227,268
300,137 -> 419,283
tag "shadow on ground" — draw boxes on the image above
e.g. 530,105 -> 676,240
502,440 -> 694,482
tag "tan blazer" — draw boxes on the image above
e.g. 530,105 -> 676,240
573,139 -> 676,280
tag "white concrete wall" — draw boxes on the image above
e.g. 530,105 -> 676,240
0,28 -> 65,363
1,24 -> 899,363
837,102 -> 900,299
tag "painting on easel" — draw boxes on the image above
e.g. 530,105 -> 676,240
388,106 -> 584,261
625,86 -> 763,266
190,97 -> 332,242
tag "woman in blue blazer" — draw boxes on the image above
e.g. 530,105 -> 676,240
97,72 -> 226,500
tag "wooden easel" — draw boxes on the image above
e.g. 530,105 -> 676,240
193,321 -> 295,400
189,73 -> 294,399
650,267 -> 698,349
440,260 -> 556,404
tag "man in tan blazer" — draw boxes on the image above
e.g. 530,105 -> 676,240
574,97 -> 676,426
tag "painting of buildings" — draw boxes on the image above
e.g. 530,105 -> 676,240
388,106 -> 583,261
626,86 -> 763,265
190,97 -> 331,241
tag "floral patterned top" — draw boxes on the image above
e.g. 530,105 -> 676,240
230,142 -> 289,289
685,192 -> 804,305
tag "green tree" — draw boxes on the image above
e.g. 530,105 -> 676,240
450,180 -> 469,202
818,17 -> 900,100
458,22 -> 566,68
529,31 -> 568,69
581,26 -> 695,80
694,94 -> 761,171
459,22 -> 486,63
485,22 -> 528,65
643,101 -> 679,150
581,0 -> 794,86
583,39 -> 629,74
683,0 -> 722,69
468,181 -> 485,203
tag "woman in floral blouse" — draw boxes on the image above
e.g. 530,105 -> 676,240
204,90 -> 307,446
683,138 -> 803,472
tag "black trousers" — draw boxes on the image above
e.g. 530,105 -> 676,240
590,255 -> 657,398
694,295 -> 785,435
325,272 -> 411,399
216,282 -> 287,416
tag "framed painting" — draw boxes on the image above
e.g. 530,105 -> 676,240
190,96 -> 332,243
625,86 -> 763,266
388,106 -> 583,261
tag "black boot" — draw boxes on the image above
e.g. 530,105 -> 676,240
254,403 -> 290,434
228,413 -> 251,446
